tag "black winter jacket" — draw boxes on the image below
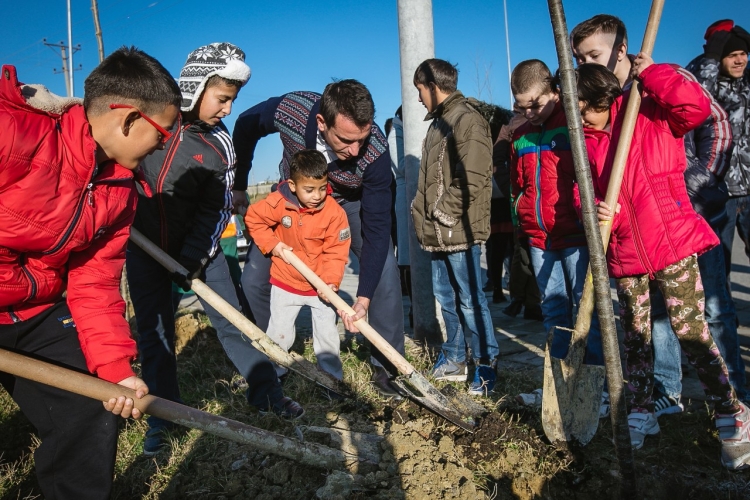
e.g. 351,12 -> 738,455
132,114 -> 235,270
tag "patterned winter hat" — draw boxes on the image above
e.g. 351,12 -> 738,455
178,42 -> 251,112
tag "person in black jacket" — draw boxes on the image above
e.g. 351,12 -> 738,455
127,43 -> 302,457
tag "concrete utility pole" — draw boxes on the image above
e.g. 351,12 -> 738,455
44,39 -> 81,97
397,0 -> 442,348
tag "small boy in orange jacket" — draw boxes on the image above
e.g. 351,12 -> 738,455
245,150 -> 351,380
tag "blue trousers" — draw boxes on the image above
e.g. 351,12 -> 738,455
432,244 -> 499,364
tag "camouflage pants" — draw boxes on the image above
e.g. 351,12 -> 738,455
616,254 -> 739,414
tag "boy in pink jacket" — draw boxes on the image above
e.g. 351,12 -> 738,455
577,59 -> 749,470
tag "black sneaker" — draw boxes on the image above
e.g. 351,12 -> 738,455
653,393 -> 684,417
259,396 -> 305,419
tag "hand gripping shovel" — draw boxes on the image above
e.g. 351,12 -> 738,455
0,348 -> 377,471
542,0 -> 664,451
129,228 -> 350,398
282,249 -> 482,431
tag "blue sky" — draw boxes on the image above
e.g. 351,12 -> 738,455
3,1 -> 748,183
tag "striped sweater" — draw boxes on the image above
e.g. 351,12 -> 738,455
233,92 -> 393,299
133,114 -> 236,268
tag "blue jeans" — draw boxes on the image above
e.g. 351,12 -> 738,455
650,287 -> 683,399
530,246 -> 603,365
127,244 -> 283,429
432,244 -> 499,364
719,195 -> 750,279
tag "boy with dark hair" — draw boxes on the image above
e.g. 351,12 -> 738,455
570,14 -> 630,87
411,58 -> 500,395
234,79 -> 406,400
244,150 -> 351,383
0,47 -> 180,499
127,43 -> 301,456
510,59 -> 607,414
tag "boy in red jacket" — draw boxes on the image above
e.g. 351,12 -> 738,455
245,150 -> 351,385
0,48 -> 180,497
577,60 -> 750,470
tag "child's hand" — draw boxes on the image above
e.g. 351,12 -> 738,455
631,53 -> 654,78
597,201 -> 620,226
318,284 -> 338,303
272,242 -> 293,263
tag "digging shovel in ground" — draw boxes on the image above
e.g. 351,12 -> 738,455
0,348 -> 378,472
542,0 -> 664,449
129,228 -> 350,398
282,249 -> 483,431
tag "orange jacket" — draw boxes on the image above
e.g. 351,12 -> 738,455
244,182 -> 351,293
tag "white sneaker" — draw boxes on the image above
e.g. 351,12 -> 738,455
599,391 -> 610,419
628,411 -> 660,449
516,388 -> 543,407
716,402 -> 750,471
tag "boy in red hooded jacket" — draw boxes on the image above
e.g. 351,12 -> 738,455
577,59 -> 749,470
0,48 -> 181,497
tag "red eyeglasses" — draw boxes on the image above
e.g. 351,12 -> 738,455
110,103 -> 173,144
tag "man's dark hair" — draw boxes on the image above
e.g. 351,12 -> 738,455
511,59 -> 555,95
575,63 -> 622,112
84,46 -> 181,116
570,14 -> 628,50
413,58 -> 458,93
319,79 -> 375,128
290,150 -> 328,181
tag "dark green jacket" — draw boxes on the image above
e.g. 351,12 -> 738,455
412,91 -> 492,251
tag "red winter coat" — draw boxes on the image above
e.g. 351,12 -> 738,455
0,65 -> 140,383
511,103 -> 586,250
585,63 -> 717,278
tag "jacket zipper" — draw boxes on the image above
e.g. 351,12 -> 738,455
19,257 -> 38,301
156,115 -> 188,250
7,307 -> 21,323
534,125 -> 549,248
43,171 -> 97,256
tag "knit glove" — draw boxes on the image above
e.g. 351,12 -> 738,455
704,29 -> 732,60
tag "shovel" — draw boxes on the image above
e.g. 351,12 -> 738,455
542,0 -> 664,450
0,348 -> 376,472
128,228 -> 350,397
282,249 -> 482,431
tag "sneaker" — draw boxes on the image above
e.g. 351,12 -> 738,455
628,410 -> 660,449
600,391 -> 611,419
431,352 -> 468,382
516,388 -> 543,407
142,426 -> 172,457
716,402 -> 750,471
259,396 -> 305,419
653,393 -> 684,417
469,364 -> 497,396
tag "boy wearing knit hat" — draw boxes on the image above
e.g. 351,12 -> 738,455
687,20 -> 750,285
127,43 -> 302,457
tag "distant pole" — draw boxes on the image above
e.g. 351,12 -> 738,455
67,0 -> 75,96
61,45 -> 71,97
397,0 -> 442,348
503,0 -> 513,107
91,0 -> 105,63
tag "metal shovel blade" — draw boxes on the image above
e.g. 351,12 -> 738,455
542,327 -> 606,445
391,372 -> 477,432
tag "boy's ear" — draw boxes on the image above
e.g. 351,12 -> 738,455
119,109 -> 140,137
615,42 -> 628,62
287,179 -> 297,192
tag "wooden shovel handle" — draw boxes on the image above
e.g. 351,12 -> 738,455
282,250 -> 415,376
574,0 -> 664,338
